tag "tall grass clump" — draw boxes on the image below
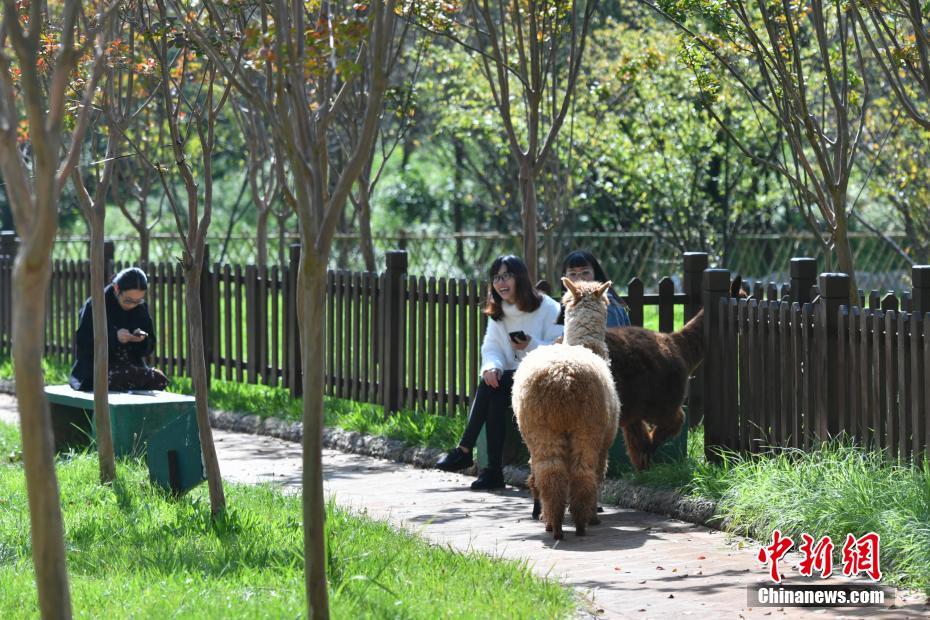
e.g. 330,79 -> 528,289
0,434 -> 575,618
685,441 -> 930,593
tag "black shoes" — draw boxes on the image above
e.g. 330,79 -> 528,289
436,449 -> 503,490
470,468 -> 505,491
436,447 -> 474,472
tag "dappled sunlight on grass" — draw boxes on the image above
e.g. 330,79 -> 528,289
0,428 -> 575,618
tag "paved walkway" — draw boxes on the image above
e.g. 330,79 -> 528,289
1,394 -> 927,618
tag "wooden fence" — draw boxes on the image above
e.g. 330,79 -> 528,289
0,236 -> 707,418
703,265 -> 930,461
5,229 -> 930,460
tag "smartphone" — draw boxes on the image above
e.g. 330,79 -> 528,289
509,330 -> 529,343
134,329 -> 148,339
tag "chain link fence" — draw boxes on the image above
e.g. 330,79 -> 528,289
50,230 -> 914,293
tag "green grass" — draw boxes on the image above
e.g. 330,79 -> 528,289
641,303 -> 685,332
685,443 -> 930,593
0,356 -> 70,385
0,428 -> 576,618
166,375 -> 467,450
0,424 -> 20,463
612,426 -> 930,594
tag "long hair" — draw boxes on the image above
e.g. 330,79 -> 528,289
484,255 -> 542,320
560,250 -> 626,308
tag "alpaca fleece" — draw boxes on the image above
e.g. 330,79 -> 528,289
608,277 -> 744,470
513,279 -> 620,539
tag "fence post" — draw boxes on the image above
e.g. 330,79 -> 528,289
702,268 -> 731,461
790,258 -> 817,304
288,244 -> 303,398
0,231 -> 17,258
200,244 -> 212,388
818,272 -> 849,439
684,252 -> 708,425
912,265 -> 930,315
381,250 -> 408,415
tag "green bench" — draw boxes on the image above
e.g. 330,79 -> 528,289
44,385 -> 205,494
477,410 -> 688,475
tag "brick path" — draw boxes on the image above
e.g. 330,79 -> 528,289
0,394 -> 927,618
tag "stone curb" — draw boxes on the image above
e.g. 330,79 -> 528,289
0,379 -> 720,529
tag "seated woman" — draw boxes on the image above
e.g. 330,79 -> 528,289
435,255 -> 563,490
561,250 -> 631,327
69,267 -> 168,392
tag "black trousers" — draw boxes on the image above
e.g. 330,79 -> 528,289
107,347 -> 168,392
459,370 -> 515,472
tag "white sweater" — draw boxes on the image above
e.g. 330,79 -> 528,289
480,295 -> 563,374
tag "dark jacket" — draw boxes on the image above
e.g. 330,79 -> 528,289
69,284 -> 156,391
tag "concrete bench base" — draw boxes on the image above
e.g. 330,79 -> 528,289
44,385 -> 205,493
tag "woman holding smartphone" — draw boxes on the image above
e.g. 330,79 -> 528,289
435,255 -> 562,490
69,267 -> 168,392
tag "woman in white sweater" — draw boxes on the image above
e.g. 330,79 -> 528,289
435,255 -> 563,490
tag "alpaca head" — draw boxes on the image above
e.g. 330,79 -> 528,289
560,278 -> 612,357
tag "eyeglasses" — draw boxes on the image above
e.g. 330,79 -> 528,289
120,294 -> 145,306
492,272 -> 515,284
565,268 -> 594,280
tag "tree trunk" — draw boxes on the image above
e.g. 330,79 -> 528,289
12,251 -> 73,619
299,249 -> 330,619
184,266 -> 226,515
831,210 -> 859,306
277,213 -> 288,267
453,140 -> 465,271
88,215 -> 116,483
257,208 -> 270,266
519,161 -> 539,281
139,204 -> 150,269
357,192 -> 376,273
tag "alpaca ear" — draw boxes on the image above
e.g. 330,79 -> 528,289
561,277 -> 581,300
596,281 -> 612,299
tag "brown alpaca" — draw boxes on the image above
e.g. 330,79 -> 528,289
608,277 -> 744,471
513,279 -> 620,540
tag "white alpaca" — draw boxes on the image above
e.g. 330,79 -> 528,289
512,278 -> 621,539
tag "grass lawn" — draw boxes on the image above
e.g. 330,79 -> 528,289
0,423 -> 575,618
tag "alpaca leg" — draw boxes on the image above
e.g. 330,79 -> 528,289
648,407 -> 685,457
588,441 -> 611,526
528,472 -> 542,521
533,455 -> 568,540
620,415 -> 651,472
568,447 -> 599,536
